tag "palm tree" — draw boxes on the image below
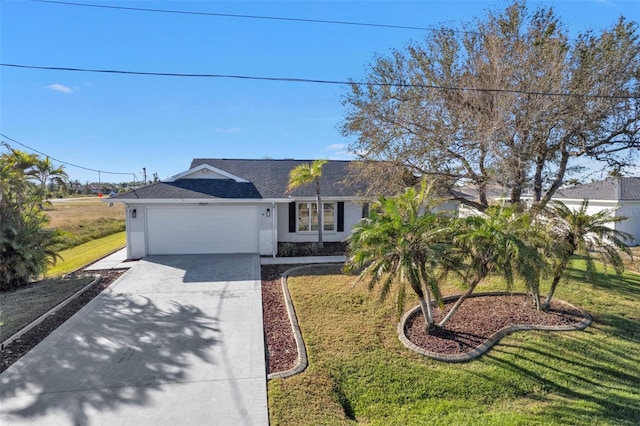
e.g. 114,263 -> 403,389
287,159 -> 328,248
344,181 -> 454,332
1,150 -> 61,290
33,156 -> 68,195
541,200 -> 632,310
438,206 -> 544,327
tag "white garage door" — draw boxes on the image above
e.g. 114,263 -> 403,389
146,206 -> 259,255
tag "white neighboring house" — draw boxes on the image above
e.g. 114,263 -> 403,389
549,177 -> 640,246
109,158 -> 461,259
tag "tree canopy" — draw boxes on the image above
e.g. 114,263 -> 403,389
342,1 -> 639,211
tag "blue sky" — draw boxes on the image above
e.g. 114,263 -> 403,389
1,0 -> 638,183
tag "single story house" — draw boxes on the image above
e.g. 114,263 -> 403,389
109,159 -> 371,259
550,177 -> 640,246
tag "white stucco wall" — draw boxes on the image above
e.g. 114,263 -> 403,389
121,198 -> 469,259
616,201 -> 640,245
125,204 -> 146,259
551,199 -> 640,247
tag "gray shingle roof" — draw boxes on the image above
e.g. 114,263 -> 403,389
554,177 -> 640,201
111,179 -> 261,200
190,158 -> 367,198
114,159 -> 367,200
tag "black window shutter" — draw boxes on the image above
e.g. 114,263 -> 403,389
337,202 -> 344,232
362,202 -> 369,218
289,202 -> 296,233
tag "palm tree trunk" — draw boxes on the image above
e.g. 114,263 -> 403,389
544,258 -> 569,310
543,274 -> 562,311
531,288 -> 542,311
437,277 -> 481,328
315,179 -> 323,249
419,296 -> 435,332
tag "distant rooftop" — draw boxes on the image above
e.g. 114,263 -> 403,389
554,177 -> 640,201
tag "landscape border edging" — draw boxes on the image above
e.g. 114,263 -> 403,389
267,263 -> 344,380
397,292 -> 593,363
267,265 -> 310,379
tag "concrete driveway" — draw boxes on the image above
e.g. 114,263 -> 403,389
0,254 -> 268,425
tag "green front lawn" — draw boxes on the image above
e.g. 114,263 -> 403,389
46,231 -> 126,277
268,262 -> 640,425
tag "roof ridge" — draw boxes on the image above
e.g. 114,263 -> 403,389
191,158 -> 353,162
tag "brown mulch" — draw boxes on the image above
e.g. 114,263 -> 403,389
262,265 -> 299,374
0,270 -> 124,373
405,295 -> 587,355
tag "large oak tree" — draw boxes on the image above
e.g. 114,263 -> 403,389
342,1 -> 639,210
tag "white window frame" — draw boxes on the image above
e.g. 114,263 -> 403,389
297,202 -> 336,233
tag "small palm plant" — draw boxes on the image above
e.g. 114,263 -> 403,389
287,159 -> 328,248
438,206 -> 544,327
541,200 -> 632,310
344,180 -> 454,332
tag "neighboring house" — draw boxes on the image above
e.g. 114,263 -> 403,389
549,177 -> 640,246
109,159 -> 372,259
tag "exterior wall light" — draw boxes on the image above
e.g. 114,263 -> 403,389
266,208 -> 271,217
131,209 -> 137,219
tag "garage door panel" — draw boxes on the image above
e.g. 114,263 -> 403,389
146,206 -> 258,255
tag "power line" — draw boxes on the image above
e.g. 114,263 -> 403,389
2,63 -> 638,100
0,133 -> 137,177
29,0 -> 451,33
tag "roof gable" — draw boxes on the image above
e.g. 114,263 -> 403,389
165,164 -> 249,182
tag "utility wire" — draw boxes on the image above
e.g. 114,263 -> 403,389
0,133 -> 137,177
2,63 -> 638,100
29,0 -> 452,33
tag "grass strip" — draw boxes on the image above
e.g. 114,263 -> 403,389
0,276 -> 94,341
47,232 -> 126,277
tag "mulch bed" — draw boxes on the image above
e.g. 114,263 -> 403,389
0,270 -> 124,373
262,265 -> 299,374
405,295 -> 587,355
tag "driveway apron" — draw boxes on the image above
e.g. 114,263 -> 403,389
0,254 -> 268,425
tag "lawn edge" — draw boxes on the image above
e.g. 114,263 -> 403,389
397,292 -> 593,363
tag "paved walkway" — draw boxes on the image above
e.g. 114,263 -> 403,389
84,247 -> 135,271
86,249 -> 346,270
260,255 -> 345,265
1,254 -> 268,425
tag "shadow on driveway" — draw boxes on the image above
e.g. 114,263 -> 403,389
1,291 -> 219,425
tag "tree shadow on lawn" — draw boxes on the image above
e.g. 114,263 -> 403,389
563,263 -> 640,299
0,291 -> 220,425
476,335 -> 640,424
562,265 -> 640,345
